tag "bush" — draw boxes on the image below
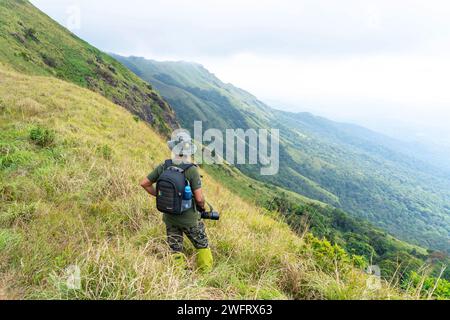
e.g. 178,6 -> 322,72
305,234 -> 351,272
406,272 -> 450,299
29,126 -> 55,148
41,53 -> 58,68
97,144 -> 113,160
24,27 -> 39,41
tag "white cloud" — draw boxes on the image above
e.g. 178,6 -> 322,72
31,0 -> 450,58
204,53 -> 450,108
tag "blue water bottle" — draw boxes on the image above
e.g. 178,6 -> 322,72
183,185 -> 193,200
181,185 -> 193,212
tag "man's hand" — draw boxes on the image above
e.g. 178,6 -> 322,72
194,188 -> 206,212
140,178 -> 157,197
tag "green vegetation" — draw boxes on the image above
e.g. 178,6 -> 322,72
0,0 -> 447,300
404,272 -> 450,300
114,55 -> 450,255
0,0 -> 177,135
0,65 -> 415,299
202,161 -> 450,298
29,126 -> 55,148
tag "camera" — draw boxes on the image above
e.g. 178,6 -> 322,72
200,209 -> 220,220
200,211 -> 220,220
199,202 -> 220,220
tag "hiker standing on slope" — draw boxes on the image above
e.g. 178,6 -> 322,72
140,131 -> 213,272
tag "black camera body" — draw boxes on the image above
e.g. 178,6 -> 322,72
199,202 -> 220,220
200,209 -> 220,220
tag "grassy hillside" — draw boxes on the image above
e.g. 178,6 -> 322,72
0,64 -> 423,300
0,0 -> 177,135
113,55 -> 450,254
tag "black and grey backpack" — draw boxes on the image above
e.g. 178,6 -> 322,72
156,160 -> 195,215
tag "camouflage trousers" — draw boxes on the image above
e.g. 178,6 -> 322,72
166,221 -> 209,252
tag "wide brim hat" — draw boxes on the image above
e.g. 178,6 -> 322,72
167,132 -> 198,156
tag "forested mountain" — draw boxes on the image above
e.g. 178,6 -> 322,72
113,55 -> 450,254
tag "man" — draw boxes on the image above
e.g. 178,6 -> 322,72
140,131 -> 213,272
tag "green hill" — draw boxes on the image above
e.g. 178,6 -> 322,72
0,0 -> 177,135
0,1 -> 448,300
113,55 -> 450,254
0,63 -> 416,299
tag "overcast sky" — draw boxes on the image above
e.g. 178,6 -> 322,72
30,0 -> 450,147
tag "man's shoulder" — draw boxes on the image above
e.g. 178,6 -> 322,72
155,162 -> 166,170
185,163 -> 199,172
185,163 -> 200,177
159,160 -> 199,172
186,164 -> 202,190
147,163 -> 165,182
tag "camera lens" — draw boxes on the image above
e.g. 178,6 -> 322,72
210,211 -> 220,220
200,210 -> 220,220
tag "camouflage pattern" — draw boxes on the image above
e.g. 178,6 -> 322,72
166,220 -> 209,252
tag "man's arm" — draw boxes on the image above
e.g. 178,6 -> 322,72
194,188 -> 206,212
140,178 -> 157,197
141,164 -> 163,197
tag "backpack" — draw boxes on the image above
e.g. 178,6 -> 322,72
156,160 -> 195,215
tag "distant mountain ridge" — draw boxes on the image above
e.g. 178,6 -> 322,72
113,54 -> 450,253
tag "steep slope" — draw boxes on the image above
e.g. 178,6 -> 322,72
113,55 -> 450,254
0,0 -> 177,134
0,65 -> 414,299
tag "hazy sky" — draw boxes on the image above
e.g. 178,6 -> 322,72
30,0 -> 450,146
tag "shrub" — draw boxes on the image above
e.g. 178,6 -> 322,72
405,272 -> 450,299
97,144 -> 113,160
41,53 -> 58,68
24,27 -> 39,41
305,234 -> 351,272
351,255 -> 368,269
29,126 -> 55,148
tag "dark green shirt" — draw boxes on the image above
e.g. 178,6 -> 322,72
148,162 -> 202,228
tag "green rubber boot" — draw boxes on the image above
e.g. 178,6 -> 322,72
196,248 -> 213,273
172,252 -> 188,271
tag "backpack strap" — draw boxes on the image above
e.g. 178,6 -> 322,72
163,159 -> 196,173
163,159 -> 173,170
179,163 -> 196,172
